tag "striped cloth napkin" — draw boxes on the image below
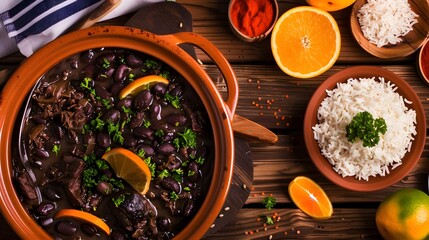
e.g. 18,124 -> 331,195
0,0 -> 161,58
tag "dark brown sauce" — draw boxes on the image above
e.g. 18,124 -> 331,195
12,48 -> 213,239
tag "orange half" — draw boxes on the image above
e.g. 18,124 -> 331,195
55,209 -> 110,235
288,176 -> 333,219
119,75 -> 169,99
102,148 -> 151,195
271,6 -> 341,78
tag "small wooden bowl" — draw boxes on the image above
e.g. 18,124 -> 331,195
228,0 -> 279,42
417,37 -> 429,84
351,0 -> 429,59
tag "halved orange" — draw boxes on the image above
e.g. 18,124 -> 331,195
271,6 -> 341,78
102,148 -> 151,195
55,209 -> 110,235
119,75 -> 169,99
288,176 -> 333,219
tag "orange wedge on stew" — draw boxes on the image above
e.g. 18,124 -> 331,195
55,209 -> 110,235
102,148 -> 151,195
288,176 -> 333,219
119,75 -> 169,99
271,6 -> 341,78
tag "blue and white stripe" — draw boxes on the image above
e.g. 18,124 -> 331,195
0,0 -> 103,43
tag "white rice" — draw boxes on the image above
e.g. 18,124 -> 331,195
312,77 -> 417,181
357,0 -> 418,48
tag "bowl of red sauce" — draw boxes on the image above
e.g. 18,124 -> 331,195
228,0 -> 279,42
418,38 -> 429,84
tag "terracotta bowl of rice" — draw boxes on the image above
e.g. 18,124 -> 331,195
350,0 -> 429,59
303,66 -> 426,192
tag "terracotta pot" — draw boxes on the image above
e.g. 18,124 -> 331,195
0,26 -> 238,240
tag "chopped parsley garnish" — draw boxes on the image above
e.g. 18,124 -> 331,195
183,187 -> 191,192
102,58 -> 110,69
155,129 -> 165,137
158,169 -> 170,179
107,122 -> 124,145
159,71 -> 170,79
80,77 -> 96,96
82,154 -> 124,192
112,194 -> 126,207
143,119 -> 151,128
144,59 -> 159,69
195,156 -> 205,165
164,92 -> 180,109
52,145 -> 60,156
188,170 -> 196,177
265,216 -> 274,225
90,115 -> 105,131
173,128 -> 197,149
170,191 -> 179,201
263,196 -> 276,210
137,149 -> 146,158
346,111 -> 387,147
144,157 -> 156,178
121,107 -> 134,115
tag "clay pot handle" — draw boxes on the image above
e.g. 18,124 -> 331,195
159,32 -> 239,119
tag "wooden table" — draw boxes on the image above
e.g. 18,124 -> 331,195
1,1 -> 428,239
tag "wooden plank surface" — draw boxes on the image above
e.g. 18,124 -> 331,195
0,0 -> 428,239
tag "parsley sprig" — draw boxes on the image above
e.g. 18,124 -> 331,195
346,111 -> 387,147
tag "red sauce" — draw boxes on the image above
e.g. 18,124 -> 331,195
230,0 -> 275,37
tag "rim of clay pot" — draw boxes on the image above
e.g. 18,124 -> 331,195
303,66 -> 426,192
0,26 -> 237,240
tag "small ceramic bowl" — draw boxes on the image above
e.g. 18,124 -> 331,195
303,66 -> 426,192
417,38 -> 429,84
351,0 -> 429,58
228,0 -> 279,42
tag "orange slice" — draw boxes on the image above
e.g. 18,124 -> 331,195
55,209 -> 110,235
271,6 -> 341,78
119,75 -> 169,99
102,148 -> 151,195
288,176 -> 333,219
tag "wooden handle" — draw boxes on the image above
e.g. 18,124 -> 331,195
70,0 -> 122,31
232,115 -> 278,144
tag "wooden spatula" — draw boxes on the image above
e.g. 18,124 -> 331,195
125,2 -> 278,144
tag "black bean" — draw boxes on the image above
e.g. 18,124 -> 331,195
150,103 -> 162,120
165,114 -> 187,126
152,83 -> 167,96
97,132 -> 111,148
34,148 -> 50,158
136,144 -> 155,157
38,217 -> 54,228
81,223 -> 99,237
97,53 -> 115,66
169,85 -> 183,97
95,73 -> 109,82
31,160 -> 43,168
43,187 -> 62,201
114,64 -> 130,82
162,131 -> 175,142
55,220 -> 77,236
129,112 -> 145,129
134,90 -> 154,111
157,217 -> 171,231
116,97 -> 132,109
182,199 -> 195,216
166,154 -> 182,170
133,126 -> 153,140
96,181 -> 113,196
122,133 -> 138,148
157,143 -> 175,155
53,125 -> 64,140
187,161 -> 201,183
102,108 -> 121,124
35,202 -> 56,216
105,67 -> 116,77
126,54 -> 143,67
151,154 -> 164,165
94,84 -> 111,100
161,177 -> 181,193
110,82 -> 125,96
81,63 -> 95,78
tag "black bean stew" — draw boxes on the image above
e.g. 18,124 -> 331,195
12,48 -> 213,239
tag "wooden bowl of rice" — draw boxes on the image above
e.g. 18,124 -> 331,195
350,0 -> 429,59
304,66 -> 426,192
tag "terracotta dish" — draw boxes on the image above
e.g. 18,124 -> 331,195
0,26 -> 238,240
303,66 -> 426,192
351,0 -> 429,59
